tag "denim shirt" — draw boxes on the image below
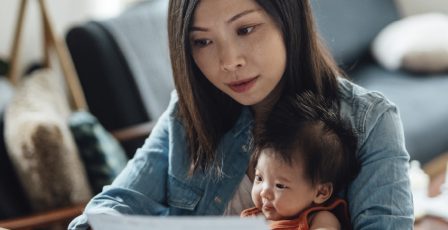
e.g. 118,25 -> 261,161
69,78 -> 413,229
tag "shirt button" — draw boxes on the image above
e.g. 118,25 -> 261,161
214,196 -> 222,204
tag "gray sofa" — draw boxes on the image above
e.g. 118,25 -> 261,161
66,0 -> 448,164
312,0 -> 448,164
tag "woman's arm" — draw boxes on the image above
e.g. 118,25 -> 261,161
348,100 -> 414,229
309,211 -> 340,230
68,93 -> 178,230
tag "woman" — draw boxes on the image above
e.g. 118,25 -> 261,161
69,0 -> 413,229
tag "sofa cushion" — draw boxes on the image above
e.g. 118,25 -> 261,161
101,0 -> 174,121
66,22 -> 149,131
311,0 -> 399,69
67,0 -> 173,127
351,63 -> 448,164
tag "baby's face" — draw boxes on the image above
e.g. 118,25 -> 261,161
251,150 -> 318,221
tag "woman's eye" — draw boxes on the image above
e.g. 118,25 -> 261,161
192,39 -> 212,47
275,184 -> 287,189
254,175 -> 262,182
237,25 -> 255,36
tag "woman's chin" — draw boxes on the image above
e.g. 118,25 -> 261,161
229,95 -> 259,106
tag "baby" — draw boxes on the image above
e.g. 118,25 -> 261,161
242,92 -> 360,230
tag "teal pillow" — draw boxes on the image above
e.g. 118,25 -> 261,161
69,111 -> 128,193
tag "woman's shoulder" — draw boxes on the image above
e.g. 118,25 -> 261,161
158,90 -> 184,127
166,90 -> 180,117
337,77 -> 396,110
147,90 -> 183,138
337,77 -> 399,137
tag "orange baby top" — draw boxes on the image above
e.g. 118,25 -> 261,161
241,198 -> 350,230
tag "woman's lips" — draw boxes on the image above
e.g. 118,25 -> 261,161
228,76 -> 259,93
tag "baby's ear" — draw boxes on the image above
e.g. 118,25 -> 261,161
313,183 -> 333,204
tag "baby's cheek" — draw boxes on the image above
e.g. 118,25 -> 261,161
251,187 -> 262,207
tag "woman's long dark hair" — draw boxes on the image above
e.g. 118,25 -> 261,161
168,0 -> 341,175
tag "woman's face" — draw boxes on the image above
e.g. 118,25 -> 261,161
190,0 -> 286,108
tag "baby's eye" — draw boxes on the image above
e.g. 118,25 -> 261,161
192,39 -> 212,47
237,25 -> 255,36
275,184 -> 287,189
254,175 -> 263,182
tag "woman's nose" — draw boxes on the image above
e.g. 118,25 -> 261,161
219,42 -> 245,72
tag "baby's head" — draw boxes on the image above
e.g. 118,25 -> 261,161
251,92 -> 359,220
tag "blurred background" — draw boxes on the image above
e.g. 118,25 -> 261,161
0,0 -> 141,76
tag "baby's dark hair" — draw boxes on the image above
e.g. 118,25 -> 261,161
253,91 -> 360,193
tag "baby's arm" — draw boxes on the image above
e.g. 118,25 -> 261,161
309,211 -> 341,230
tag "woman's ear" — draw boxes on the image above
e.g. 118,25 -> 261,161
313,183 -> 333,204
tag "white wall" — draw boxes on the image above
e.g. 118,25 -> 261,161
395,0 -> 448,16
0,0 -> 129,76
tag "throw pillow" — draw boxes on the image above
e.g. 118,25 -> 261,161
4,69 -> 92,212
372,13 -> 448,73
69,111 -> 128,194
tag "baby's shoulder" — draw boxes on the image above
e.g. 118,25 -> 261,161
309,210 -> 340,230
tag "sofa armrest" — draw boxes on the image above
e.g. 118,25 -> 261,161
0,203 -> 85,230
111,120 -> 155,143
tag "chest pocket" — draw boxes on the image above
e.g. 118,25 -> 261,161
167,175 -> 203,211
